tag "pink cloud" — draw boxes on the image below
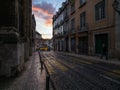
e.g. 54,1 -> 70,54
32,1 -> 55,27
45,19 -> 52,26
32,6 -> 53,17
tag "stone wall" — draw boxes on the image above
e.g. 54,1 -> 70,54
0,31 -> 25,76
0,0 -> 33,76
115,12 -> 120,59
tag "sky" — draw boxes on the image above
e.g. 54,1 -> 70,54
32,0 -> 65,39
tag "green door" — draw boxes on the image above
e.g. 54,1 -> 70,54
95,34 -> 108,54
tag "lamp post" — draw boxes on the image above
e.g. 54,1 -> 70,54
113,0 -> 120,15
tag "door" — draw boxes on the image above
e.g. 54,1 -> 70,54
71,37 -> 76,52
95,33 -> 108,54
66,38 -> 69,52
78,36 -> 88,54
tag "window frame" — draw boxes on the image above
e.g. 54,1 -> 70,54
95,0 -> 106,21
80,0 -> 86,6
71,18 -> 75,32
80,12 -> 86,28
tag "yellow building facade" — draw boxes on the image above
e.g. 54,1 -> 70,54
53,0 -> 117,58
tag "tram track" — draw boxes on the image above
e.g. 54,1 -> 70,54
44,54 -> 80,90
42,53 -> 106,89
56,53 -> 120,77
41,52 -> 120,90
47,55 -> 107,90
56,53 -> 120,85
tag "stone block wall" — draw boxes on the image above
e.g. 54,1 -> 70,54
0,42 -> 25,76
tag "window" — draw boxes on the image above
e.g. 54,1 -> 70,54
95,0 -> 106,21
0,1 -> 16,27
70,0 -> 75,13
71,18 -> 75,30
80,0 -> 86,5
67,22 -> 69,32
80,12 -> 86,28
71,4 -> 75,13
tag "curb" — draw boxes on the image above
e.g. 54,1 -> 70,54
57,52 -> 120,66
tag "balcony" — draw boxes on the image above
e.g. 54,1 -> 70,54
54,23 -> 60,29
70,28 -> 76,34
63,31 -> 69,35
55,32 -> 64,37
64,15 -> 69,21
60,20 -> 64,25
78,24 -> 89,33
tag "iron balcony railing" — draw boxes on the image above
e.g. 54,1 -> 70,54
70,28 -> 76,34
78,23 -> 89,33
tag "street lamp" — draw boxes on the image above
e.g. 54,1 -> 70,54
113,0 -> 120,14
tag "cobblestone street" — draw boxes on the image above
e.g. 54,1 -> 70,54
41,51 -> 120,90
0,52 -> 46,90
0,51 -> 120,90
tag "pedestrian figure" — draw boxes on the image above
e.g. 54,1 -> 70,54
101,44 -> 108,60
40,59 -> 44,72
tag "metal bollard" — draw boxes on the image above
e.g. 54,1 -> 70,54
38,51 -> 56,90
46,75 -> 50,90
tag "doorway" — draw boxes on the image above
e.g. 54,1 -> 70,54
95,33 -> 108,54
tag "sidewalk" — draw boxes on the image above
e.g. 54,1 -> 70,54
1,52 -> 46,90
57,51 -> 120,66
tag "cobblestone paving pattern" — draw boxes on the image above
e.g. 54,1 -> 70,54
41,51 -> 120,90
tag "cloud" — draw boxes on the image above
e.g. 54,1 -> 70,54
33,1 -> 55,14
32,1 -> 55,27
32,6 -> 53,17
45,18 -> 52,26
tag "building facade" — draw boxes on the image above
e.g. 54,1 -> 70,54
32,14 -> 36,51
35,31 -> 42,50
53,0 -> 119,59
113,0 -> 120,59
0,0 -> 33,76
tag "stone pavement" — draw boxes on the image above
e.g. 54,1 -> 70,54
57,51 -> 120,66
2,52 -> 46,90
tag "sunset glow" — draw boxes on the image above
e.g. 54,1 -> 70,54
32,0 -> 65,39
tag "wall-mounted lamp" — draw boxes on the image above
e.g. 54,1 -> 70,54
113,0 -> 120,15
